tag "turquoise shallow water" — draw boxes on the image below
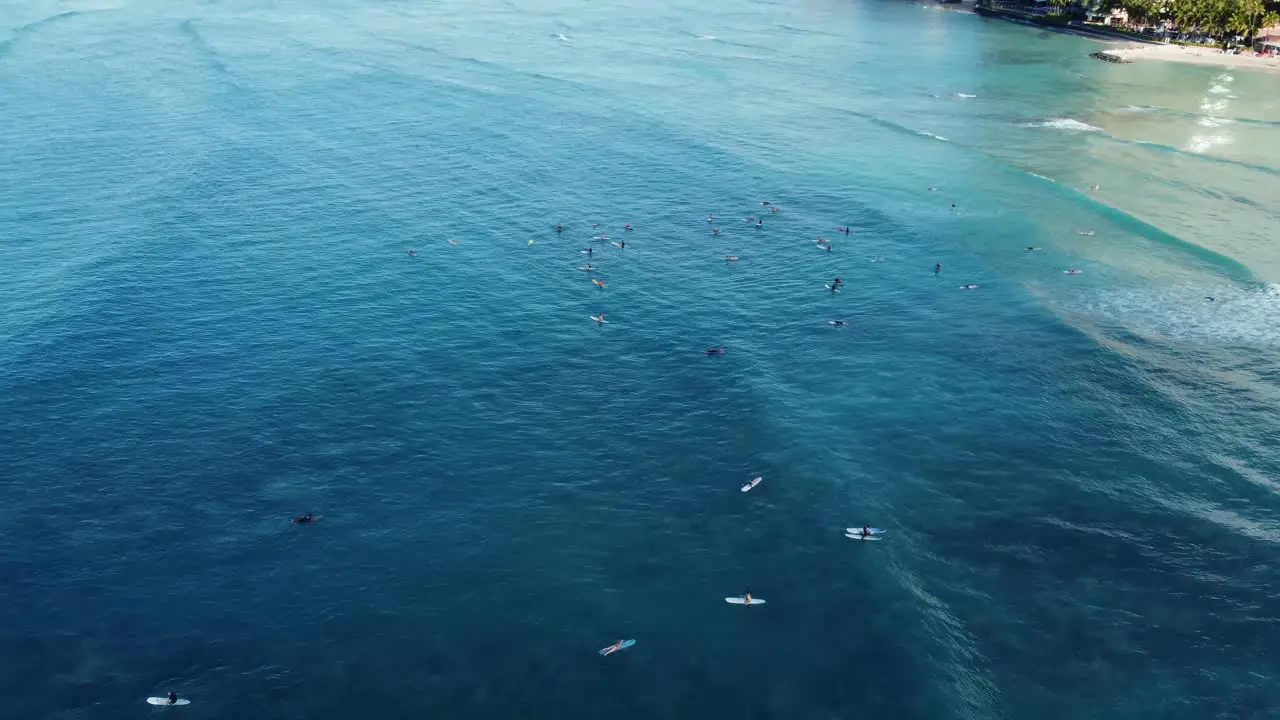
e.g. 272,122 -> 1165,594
3,0 -> 1280,718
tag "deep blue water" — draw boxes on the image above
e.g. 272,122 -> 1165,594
3,0 -> 1280,718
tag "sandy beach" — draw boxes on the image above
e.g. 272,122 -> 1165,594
1107,43 -> 1280,73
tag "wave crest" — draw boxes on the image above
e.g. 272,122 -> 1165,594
1022,118 -> 1102,133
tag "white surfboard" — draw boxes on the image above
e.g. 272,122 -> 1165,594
741,476 -> 762,492
726,597 -> 766,605
611,242 -> 625,248
845,533 -> 882,541
147,698 -> 191,706
824,285 -> 840,292
590,316 -> 608,324
845,527 -> 886,535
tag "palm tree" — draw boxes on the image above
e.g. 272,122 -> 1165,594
1122,0 -> 1162,26
1200,0 -> 1236,46
1233,0 -> 1280,44
1168,0 -> 1203,33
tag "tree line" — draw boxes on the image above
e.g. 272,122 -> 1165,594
1050,0 -> 1280,46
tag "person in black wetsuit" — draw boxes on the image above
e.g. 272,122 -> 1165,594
292,514 -> 315,525
167,692 -> 178,706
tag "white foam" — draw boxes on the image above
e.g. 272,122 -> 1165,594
917,131 -> 950,142
1024,118 -> 1101,133
955,92 -> 977,99
1209,84 -> 1234,96
696,34 -> 717,40
1200,98 -> 1229,114
1079,283 -> 1280,347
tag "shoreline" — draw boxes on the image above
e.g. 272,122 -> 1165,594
1104,43 -> 1280,74
970,5 -> 1280,73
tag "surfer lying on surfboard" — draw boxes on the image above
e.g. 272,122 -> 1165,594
291,513 -> 317,525
599,639 -> 635,656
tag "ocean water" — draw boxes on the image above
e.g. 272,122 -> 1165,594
2,0 -> 1280,718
